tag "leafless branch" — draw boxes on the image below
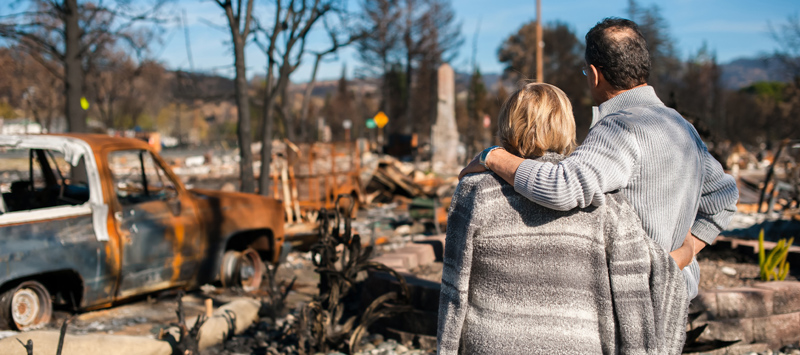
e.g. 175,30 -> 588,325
198,17 -> 228,33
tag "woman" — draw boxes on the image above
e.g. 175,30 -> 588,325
437,82 -> 688,355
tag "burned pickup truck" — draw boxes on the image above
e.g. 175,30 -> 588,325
0,134 -> 284,330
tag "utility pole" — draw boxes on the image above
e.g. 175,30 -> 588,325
175,71 -> 183,147
535,0 -> 543,83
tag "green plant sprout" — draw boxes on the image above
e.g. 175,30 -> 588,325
759,229 -> 793,281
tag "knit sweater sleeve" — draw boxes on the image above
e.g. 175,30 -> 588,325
437,176 -> 484,355
514,115 -> 640,211
691,150 -> 739,245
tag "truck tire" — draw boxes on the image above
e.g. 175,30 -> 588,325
220,248 -> 264,292
0,280 -> 53,330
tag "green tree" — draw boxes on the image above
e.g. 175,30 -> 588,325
465,68 -> 488,157
626,0 -> 681,101
498,21 -> 591,139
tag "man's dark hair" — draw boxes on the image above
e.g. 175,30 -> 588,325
585,17 -> 650,91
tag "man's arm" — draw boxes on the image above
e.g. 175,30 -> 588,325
492,117 -> 640,211
690,151 -> 739,245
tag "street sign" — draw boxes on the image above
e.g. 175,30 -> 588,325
374,111 -> 388,128
366,118 -> 377,129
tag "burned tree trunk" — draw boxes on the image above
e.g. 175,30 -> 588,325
218,0 -> 256,193
64,0 -> 86,133
233,36 -> 255,193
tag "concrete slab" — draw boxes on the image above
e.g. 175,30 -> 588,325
0,331 -> 172,355
414,235 -> 446,262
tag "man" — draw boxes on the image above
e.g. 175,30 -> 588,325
459,18 -> 739,299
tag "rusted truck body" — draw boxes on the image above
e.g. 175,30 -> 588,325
0,134 -> 284,330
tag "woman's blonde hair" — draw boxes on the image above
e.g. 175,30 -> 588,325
496,82 -> 576,158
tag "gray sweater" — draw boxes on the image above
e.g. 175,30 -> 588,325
514,86 -> 739,299
438,160 -> 688,355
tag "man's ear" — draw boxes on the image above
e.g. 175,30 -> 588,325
589,64 -> 601,88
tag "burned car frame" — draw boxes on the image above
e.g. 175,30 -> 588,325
0,134 -> 284,330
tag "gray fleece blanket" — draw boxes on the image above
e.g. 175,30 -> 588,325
437,154 -> 688,355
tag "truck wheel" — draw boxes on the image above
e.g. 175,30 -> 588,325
220,248 -> 264,292
0,281 -> 52,331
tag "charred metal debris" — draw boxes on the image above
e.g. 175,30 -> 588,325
757,138 -> 800,215
165,194 -> 413,355
296,194 -> 412,354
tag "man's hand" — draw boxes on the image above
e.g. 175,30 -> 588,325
459,148 -> 525,185
670,230 -> 697,270
458,155 -> 486,180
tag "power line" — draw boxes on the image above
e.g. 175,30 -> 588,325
182,9 -> 195,72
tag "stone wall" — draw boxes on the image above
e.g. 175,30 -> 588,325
690,281 -> 800,354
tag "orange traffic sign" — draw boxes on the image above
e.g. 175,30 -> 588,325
374,111 -> 389,128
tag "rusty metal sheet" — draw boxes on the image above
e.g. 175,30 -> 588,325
0,214 -> 116,309
190,188 -> 285,262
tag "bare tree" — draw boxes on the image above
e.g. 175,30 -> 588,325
626,0 -> 681,99
89,49 -> 133,128
254,0 -> 342,196
0,47 -> 63,131
356,0 -> 461,138
214,0 -> 256,193
321,67 -> 356,141
771,13 -> 800,81
0,0 -> 167,132
672,44 -> 726,141
87,53 -> 167,130
408,0 -> 462,140
297,17 -> 362,142
768,14 -> 800,139
355,0 -> 402,119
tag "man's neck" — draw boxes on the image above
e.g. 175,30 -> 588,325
596,83 -> 649,105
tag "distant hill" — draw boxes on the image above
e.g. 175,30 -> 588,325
454,71 -> 503,92
287,71 -> 506,98
170,71 -> 235,101
288,77 -> 380,97
720,56 -> 794,89
176,58 -> 796,101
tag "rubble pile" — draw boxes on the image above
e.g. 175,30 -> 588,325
362,155 -> 456,204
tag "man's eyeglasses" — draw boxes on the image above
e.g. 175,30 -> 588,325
583,64 -> 602,76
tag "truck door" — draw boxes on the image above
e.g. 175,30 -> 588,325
107,150 -> 201,299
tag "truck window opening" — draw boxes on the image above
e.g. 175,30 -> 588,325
0,148 -> 91,213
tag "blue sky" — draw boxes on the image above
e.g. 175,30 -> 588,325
5,0 -> 799,82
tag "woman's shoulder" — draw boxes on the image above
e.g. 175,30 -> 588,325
600,191 -> 645,232
456,171 -> 506,195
